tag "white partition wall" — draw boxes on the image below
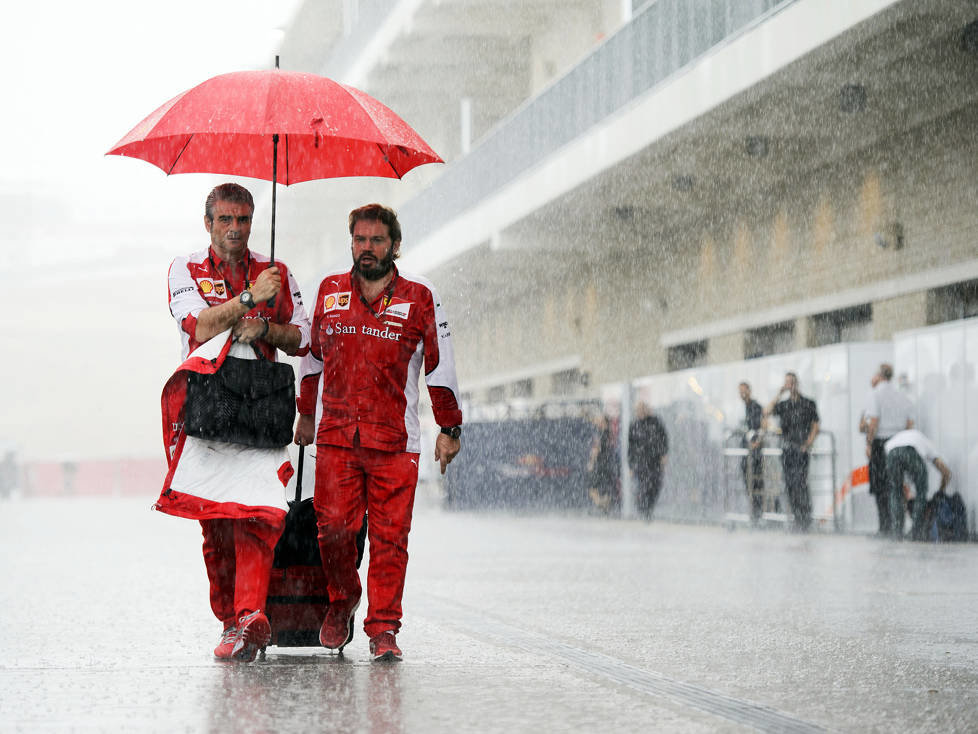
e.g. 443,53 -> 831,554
894,320 -> 978,533
627,342 -> 893,531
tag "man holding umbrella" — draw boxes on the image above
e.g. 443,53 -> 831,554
295,203 -> 462,661
158,183 -> 311,662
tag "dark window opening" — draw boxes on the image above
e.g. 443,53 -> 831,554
744,321 -> 795,359
510,379 -> 534,398
551,369 -> 587,396
810,304 -> 872,347
667,340 -> 708,371
928,280 -> 978,325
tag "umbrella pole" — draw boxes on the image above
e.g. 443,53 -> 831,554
271,133 -> 278,264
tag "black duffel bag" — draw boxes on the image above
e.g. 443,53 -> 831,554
184,348 -> 296,449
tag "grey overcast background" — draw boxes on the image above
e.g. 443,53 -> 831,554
0,1 -> 306,461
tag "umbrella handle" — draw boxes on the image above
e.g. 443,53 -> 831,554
271,55 -> 279,265
267,133 -> 278,308
270,133 -> 278,265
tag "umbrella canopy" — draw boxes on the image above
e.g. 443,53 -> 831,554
107,69 -> 442,183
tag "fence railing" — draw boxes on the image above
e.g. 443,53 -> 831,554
720,430 -> 838,530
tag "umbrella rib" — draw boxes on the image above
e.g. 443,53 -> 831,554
167,135 -> 194,176
376,143 -> 403,179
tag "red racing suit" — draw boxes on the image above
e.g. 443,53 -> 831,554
297,265 -> 462,637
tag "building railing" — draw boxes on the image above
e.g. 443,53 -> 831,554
398,0 -> 799,243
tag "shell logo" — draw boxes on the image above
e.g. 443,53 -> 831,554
200,280 -> 214,294
324,295 -> 336,309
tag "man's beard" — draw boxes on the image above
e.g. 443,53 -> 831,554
354,249 -> 396,280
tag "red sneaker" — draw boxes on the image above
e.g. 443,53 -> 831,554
319,599 -> 360,651
369,631 -> 402,662
231,610 -> 271,663
213,625 -> 238,660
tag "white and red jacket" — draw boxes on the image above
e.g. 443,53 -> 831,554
168,247 -> 310,361
298,266 -> 462,453
155,248 -> 311,524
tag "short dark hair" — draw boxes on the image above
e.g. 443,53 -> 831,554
349,203 -> 401,245
879,363 -> 894,380
739,381 -> 751,390
205,183 -> 254,222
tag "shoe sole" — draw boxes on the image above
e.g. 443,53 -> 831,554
371,650 -> 402,662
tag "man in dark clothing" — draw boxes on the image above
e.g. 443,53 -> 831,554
862,363 -> 914,536
738,382 -> 765,522
628,402 -> 669,519
764,373 -> 820,531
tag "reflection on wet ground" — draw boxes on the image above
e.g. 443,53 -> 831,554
1,497 -> 975,732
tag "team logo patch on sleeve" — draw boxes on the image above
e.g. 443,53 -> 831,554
323,291 -> 352,312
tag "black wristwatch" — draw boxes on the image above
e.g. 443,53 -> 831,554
239,290 -> 255,308
440,425 -> 462,440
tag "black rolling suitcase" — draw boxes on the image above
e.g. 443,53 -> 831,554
266,447 -> 366,647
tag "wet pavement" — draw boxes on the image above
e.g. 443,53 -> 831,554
1,494 -> 976,733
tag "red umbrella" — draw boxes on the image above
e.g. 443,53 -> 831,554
107,64 -> 442,260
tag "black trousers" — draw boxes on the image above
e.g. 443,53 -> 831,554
868,438 -> 890,534
634,464 -> 663,518
886,446 -> 928,540
781,446 -> 812,530
741,448 -> 764,520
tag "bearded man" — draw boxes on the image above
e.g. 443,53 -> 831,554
295,203 -> 462,660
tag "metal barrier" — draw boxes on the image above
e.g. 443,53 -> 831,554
721,430 -> 838,530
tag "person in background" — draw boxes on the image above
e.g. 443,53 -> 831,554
861,364 -> 914,536
738,382 -> 765,522
627,402 -> 669,519
588,414 -> 619,514
764,372 -> 820,531
884,428 -> 951,541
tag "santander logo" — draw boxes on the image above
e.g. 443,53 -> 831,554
323,322 -> 400,341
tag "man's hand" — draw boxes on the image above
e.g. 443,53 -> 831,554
251,266 -> 282,303
232,317 -> 267,344
434,433 -> 461,475
294,414 -> 315,446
